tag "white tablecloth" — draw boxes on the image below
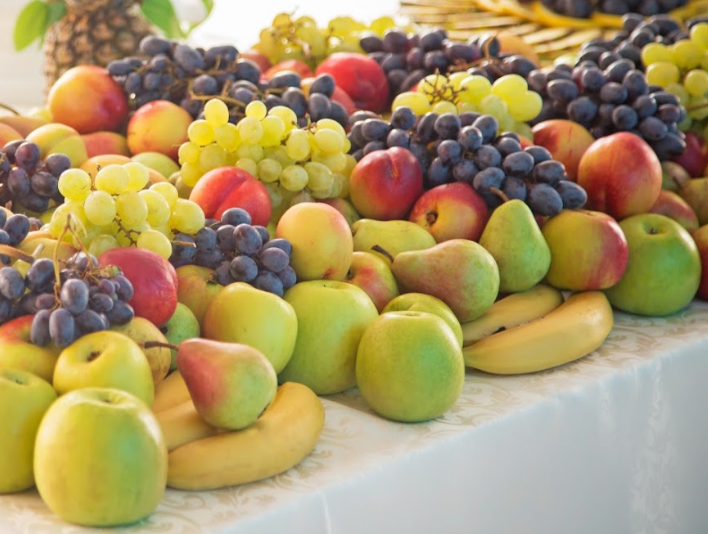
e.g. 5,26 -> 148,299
2,301 -> 708,534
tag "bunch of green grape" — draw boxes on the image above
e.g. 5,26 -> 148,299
253,12 -> 408,69
391,72 -> 542,140
48,162 -> 205,260
178,99 -> 356,219
642,22 -> 708,134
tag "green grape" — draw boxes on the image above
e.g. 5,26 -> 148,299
48,201 -> 88,238
178,142 -> 201,165
264,145 -> 295,168
507,90 -> 543,122
645,62 -> 680,87
312,151 -> 347,173
684,69 -> 708,97
245,101 -> 268,121
449,71 -> 471,91
511,121 -> 533,141
236,158 -> 258,177
491,74 -> 528,100
261,115 -> 286,147
116,191 -> 148,227
58,168 -> 92,202
369,15 -> 395,35
257,158 -> 283,183
478,94 -> 509,120
295,25 -> 327,57
214,123 -> 240,151
280,164 -> 309,192
88,234 -> 119,257
641,42 -> 673,66
204,99 -> 229,127
269,106 -> 298,132
124,162 -> 150,192
315,118 -> 346,137
170,199 -> 205,234
150,181 -> 178,209
688,95 -> 708,120
188,120 -> 215,146
199,143 -> 227,173
418,74 -> 454,103
272,12 -> 292,31
236,143 -> 264,162
431,101 -> 458,115
691,23 -> 708,52
139,189 -> 172,227
85,190 -> 117,226
180,161 -> 203,187
458,75 -> 493,105
329,172 -> 345,198
672,40 -> 704,70
137,229 -> 173,259
342,154 -> 358,178
666,82 -> 690,106
94,164 -> 129,195
304,161 -> 334,197
286,129 -> 311,161
457,102 -> 477,114
391,92 -> 431,116
265,182 -> 284,209
313,128 -> 345,154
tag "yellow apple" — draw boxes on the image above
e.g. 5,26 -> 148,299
0,315 -> 62,383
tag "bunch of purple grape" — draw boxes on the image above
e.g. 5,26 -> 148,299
28,252 -> 136,348
0,211 -> 32,266
169,208 -> 296,298
0,141 -> 70,213
348,109 -> 587,217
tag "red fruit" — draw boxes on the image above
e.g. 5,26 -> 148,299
672,131 -> 708,178
98,248 -> 178,328
316,53 -> 390,113
264,59 -> 314,80
189,167 -> 272,226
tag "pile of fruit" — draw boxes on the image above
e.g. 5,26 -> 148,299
3,9 -> 708,529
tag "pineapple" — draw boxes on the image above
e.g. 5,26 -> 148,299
42,0 -> 154,90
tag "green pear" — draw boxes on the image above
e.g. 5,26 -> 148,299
351,218 -> 436,264
391,239 -> 499,322
160,303 -> 201,371
479,199 -> 551,293
677,177 -> 708,225
176,338 -> 277,431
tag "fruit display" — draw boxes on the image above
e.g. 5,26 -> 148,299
4,6 -> 708,530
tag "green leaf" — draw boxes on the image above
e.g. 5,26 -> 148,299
46,2 -> 67,27
13,1 -> 49,51
140,0 -> 184,39
185,0 -> 214,36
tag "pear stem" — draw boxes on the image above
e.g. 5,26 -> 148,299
0,245 -> 36,264
490,186 -> 509,203
371,245 -> 394,263
143,340 -> 179,351
0,102 -> 20,115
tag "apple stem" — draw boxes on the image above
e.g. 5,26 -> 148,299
0,102 -> 20,115
371,245 -> 394,263
0,245 -> 36,264
143,340 -> 179,351
490,186 -> 509,203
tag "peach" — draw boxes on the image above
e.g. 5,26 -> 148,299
189,167 -> 271,226
408,182 -> 489,243
577,132 -> 662,220
276,202 -> 353,281
126,100 -> 192,161
26,123 -> 88,168
0,115 -> 48,137
264,59 -> 313,80
47,65 -> 129,134
81,131 -> 130,158
349,147 -> 423,221
0,123 -> 22,147
531,119 -> 595,181
648,190 -> 699,233
316,52 -> 390,113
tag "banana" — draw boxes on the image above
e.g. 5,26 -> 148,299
155,400 -> 220,452
461,284 -> 564,346
463,291 -> 613,375
166,382 -> 325,491
152,370 -> 190,413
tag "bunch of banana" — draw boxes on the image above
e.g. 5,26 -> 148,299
152,377 -> 325,491
459,285 -> 614,375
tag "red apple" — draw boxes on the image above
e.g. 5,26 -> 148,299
189,167 -> 271,226
648,189 -> 699,233
316,52 -> 390,113
264,60 -> 313,80
692,224 -> 708,300
98,248 -> 178,328
408,182 -> 489,242
541,209 -> 629,291
577,132 -> 662,220
344,251 -> 400,312
175,265 -> 223,328
47,65 -> 129,134
81,131 -> 130,158
0,315 -> 61,383
672,131 -> 708,178
531,119 -> 595,181
239,49 -> 271,73
349,147 -> 423,221
301,77 -> 357,116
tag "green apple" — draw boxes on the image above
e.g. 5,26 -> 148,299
0,315 -> 62,383
279,280 -> 379,395
356,311 -> 465,422
175,265 -> 223,327
605,213 -> 701,316
176,338 -> 277,430
34,387 -> 167,526
382,293 -> 463,348
160,303 -> 201,370
53,331 -> 155,407
111,317 -> 172,387
203,282 -> 298,374
0,368 -> 57,493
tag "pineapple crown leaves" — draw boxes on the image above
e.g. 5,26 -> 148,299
13,0 -> 214,51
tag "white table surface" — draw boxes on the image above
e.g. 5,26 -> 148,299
2,301 -> 708,533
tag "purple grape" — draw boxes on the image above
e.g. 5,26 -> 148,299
0,267 -> 25,300
31,309 -> 52,346
49,308 -> 75,347
229,255 -> 258,282
14,142 -> 40,171
253,271 -> 284,297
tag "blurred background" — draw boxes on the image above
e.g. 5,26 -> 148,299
0,0 -> 402,107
